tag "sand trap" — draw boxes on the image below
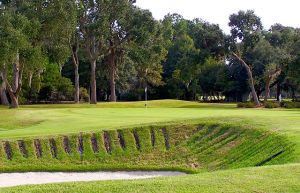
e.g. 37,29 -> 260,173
0,171 -> 185,188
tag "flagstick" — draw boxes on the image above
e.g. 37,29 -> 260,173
145,86 -> 148,109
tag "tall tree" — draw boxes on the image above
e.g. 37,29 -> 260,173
78,0 -> 107,104
265,24 -> 296,100
0,0 -> 76,108
129,21 -> 167,100
0,4 -> 30,108
229,10 -> 263,106
70,28 -> 81,103
103,4 -> 156,102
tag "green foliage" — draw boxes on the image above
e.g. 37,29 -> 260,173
79,87 -> 89,102
237,102 -> 256,108
264,101 -> 280,108
1,2 -> 299,104
281,101 -> 300,108
39,63 -> 74,101
229,10 -> 262,50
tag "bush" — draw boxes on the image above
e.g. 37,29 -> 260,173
264,101 -> 280,109
281,101 -> 300,108
79,87 -> 90,102
39,85 -> 54,101
55,77 -> 74,101
38,63 -> 74,102
237,102 -> 256,108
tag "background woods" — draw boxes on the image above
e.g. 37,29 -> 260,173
0,2 -> 300,108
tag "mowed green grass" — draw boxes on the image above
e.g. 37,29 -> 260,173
2,164 -> 299,193
1,100 -> 300,161
0,100 -> 300,192
0,100 -> 236,138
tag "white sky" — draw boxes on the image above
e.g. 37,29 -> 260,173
135,0 -> 300,34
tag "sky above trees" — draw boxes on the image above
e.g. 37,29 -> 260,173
136,0 -> 300,33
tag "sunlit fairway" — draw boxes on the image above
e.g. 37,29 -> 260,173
1,100 -> 300,161
0,100 -> 300,192
0,101 -> 298,138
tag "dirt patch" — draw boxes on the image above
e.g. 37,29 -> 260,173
3,141 -> 12,160
49,138 -> 57,158
103,131 -> 112,154
162,128 -> 170,150
78,133 -> 84,158
63,136 -> 71,154
91,133 -> 99,153
117,130 -> 126,150
132,130 -> 141,150
17,140 -> 28,158
150,128 -> 155,147
34,139 -> 42,159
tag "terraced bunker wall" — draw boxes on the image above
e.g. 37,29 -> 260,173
0,124 -> 293,173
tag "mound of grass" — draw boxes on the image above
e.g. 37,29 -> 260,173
0,123 -> 293,173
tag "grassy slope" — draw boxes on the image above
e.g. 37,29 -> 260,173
0,100 -> 299,192
2,164 -> 299,193
1,100 -> 299,161
0,123 -> 291,173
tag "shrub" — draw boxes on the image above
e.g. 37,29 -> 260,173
264,101 -> 280,109
281,101 -> 300,108
55,77 -> 74,101
39,63 -> 74,102
80,87 -> 90,102
39,85 -> 54,101
237,102 -> 256,108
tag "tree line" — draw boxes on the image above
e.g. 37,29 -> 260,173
0,1 -> 299,108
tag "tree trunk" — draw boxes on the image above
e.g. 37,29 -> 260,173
264,77 -> 271,103
13,61 -> 19,93
0,65 -> 9,106
28,71 -> 33,100
1,55 -> 22,109
108,49 -> 117,102
233,53 -> 261,106
9,93 -> 19,108
0,83 -> 9,105
109,69 -> 116,102
74,64 -> 80,103
5,80 -> 19,108
8,54 -> 22,108
264,70 -> 281,104
90,60 -> 97,104
71,43 -> 80,104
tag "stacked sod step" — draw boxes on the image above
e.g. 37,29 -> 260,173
0,124 -> 292,172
